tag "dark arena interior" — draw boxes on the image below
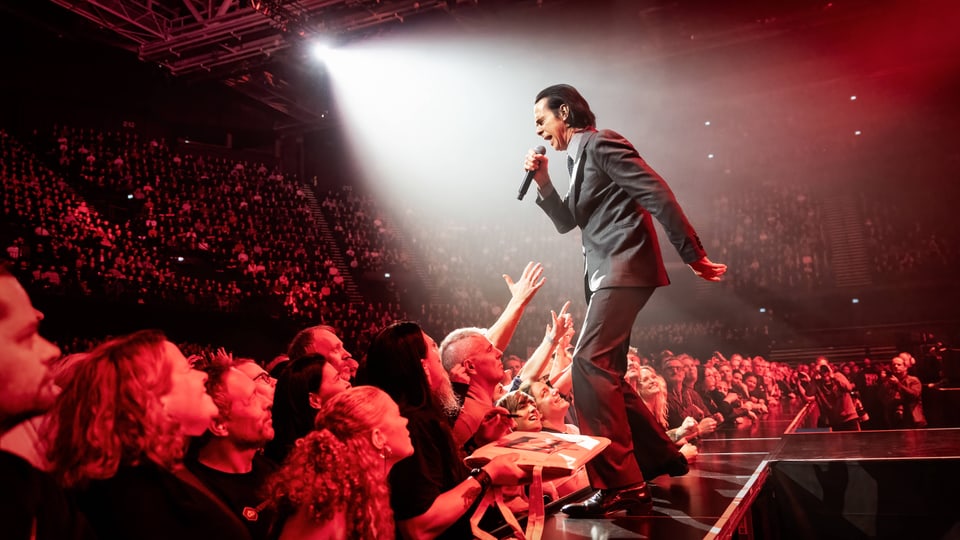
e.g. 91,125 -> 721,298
1,0 -> 959,539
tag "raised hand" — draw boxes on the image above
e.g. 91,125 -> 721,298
502,261 -> 546,305
545,301 -> 572,344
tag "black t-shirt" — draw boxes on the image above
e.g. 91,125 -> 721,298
388,406 -> 477,540
0,450 -> 94,540
187,454 -> 278,540
77,460 -> 253,540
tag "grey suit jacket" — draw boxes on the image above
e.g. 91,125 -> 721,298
537,129 -> 705,292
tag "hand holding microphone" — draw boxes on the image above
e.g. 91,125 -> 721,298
517,145 -> 547,200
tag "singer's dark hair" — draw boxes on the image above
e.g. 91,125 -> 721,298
536,84 -> 596,129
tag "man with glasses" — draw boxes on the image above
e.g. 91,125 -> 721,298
234,357 -> 276,403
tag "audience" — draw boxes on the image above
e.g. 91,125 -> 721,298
878,355 -> 926,429
634,366 -> 699,459
286,325 -> 359,381
264,353 -> 351,465
0,265 -> 94,540
46,329 -> 249,540
0,119 -> 951,539
359,321 -> 527,540
664,355 -> 719,436
267,386 -> 413,540
797,356 -> 860,432
697,365 -> 755,426
519,380 -> 577,435
189,351 -> 277,540
441,327 -> 513,452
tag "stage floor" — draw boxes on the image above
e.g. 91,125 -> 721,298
521,400 -> 805,540
507,401 -> 960,540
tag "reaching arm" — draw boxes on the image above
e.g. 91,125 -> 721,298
549,363 -> 573,397
397,455 -> 527,540
518,302 -> 571,383
486,262 -> 545,352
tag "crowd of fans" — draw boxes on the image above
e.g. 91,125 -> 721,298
859,189 -> 959,284
6,122 -> 958,360
319,185 -> 410,275
706,182 -> 832,293
1,261 -> 940,540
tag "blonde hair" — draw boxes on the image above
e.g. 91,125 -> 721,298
268,386 -> 396,539
637,365 -> 669,430
47,330 -> 182,487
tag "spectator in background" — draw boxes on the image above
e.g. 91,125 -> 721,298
0,266 -> 94,540
46,330 -> 248,540
497,390 -> 542,432
664,356 -> 719,435
698,365 -> 755,426
0,352 -> 85,471
189,352 -> 277,540
745,373 -> 767,403
268,386 -> 414,540
634,366 -> 698,474
497,389 -> 591,501
287,325 -> 358,381
625,351 -> 644,395
501,354 -> 525,386
264,353 -> 350,464
798,357 -> 860,432
879,355 -> 926,428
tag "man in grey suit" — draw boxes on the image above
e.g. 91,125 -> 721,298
523,84 -> 727,517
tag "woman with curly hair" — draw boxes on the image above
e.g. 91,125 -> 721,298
46,329 -> 249,540
268,386 -> 413,539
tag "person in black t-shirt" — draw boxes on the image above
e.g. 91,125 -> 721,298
360,321 -> 528,540
0,266 -> 94,540
189,351 -> 278,540
47,330 -> 249,540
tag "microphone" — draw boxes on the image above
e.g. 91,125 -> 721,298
517,145 -> 547,200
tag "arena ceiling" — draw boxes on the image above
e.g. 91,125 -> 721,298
11,0 -> 921,132
30,0 -> 560,128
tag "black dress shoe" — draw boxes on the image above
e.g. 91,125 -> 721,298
561,482 -> 653,518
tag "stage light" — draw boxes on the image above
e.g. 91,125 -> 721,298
177,256 -> 184,262
384,272 -> 391,279
127,194 -> 134,199
311,42 -> 332,62
852,298 -> 860,304
704,121 -> 711,126
850,95 -> 857,101
855,130 -> 862,136
759,307 -> 766,313
708,153 -> 714,159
